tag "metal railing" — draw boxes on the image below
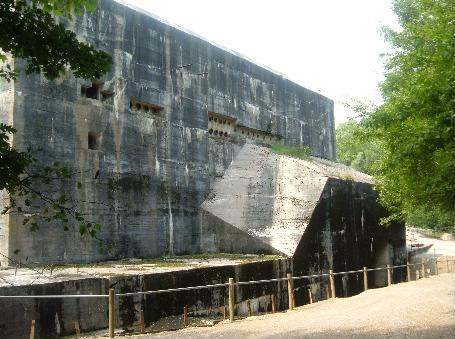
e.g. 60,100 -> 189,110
0,257 -> 453,338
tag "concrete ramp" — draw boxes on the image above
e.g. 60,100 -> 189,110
201,145 -> 330,256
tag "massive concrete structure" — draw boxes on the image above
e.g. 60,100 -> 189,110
0,0 -> 404,273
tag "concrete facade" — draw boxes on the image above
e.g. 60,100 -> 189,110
0,0 -> 339,264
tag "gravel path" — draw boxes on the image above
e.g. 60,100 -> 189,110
103,274 -> 455,339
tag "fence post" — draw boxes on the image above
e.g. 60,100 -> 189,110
287,273 -> 294,310
247,300 -> 252,317
387,265 -> 392,286
433,249 -> 438,276
446,258 -> 450,273
228,278 -> 235,322
222,305 -> 227,320
140,310 -> 145,334
271,294 -> 276,313
329,270 -> 336,298
421,261 -> 425,278
183,305 -> 188,327
30,320 -> 35,339
109,288 -> 115,338
75,321 -> 81,338
363,267 -> 368,291
406,263 -> 411,282
308,288 -> 313,304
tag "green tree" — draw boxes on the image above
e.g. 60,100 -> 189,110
0,0 -> 111,237
363,0 -> 454,230
335,119 -> 382,175
0,0 -> 111,81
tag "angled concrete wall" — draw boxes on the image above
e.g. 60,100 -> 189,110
201,145 -> 406,297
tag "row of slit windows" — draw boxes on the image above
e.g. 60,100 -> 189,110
208,129 -> 229,137
208,116 -> 232,126
80,83 -> 163,115
208,112 -> 280,142
129,99 -> 163,114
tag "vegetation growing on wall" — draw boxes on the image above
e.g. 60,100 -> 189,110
270,144 -> 312,160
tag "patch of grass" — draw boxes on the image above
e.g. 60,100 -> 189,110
270,144 -> 312,160
337,173 -> 354,181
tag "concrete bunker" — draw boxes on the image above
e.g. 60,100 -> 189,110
0,0 -> 403,282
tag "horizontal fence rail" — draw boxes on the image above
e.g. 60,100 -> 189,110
0,257 -> 454,338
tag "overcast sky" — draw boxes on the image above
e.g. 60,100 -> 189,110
124,0 -> 398,126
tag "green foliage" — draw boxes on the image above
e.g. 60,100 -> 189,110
0,0 -> 111,240
270,144 -> 312,160
360,0 -> 454,230
407,208 -> 453,233
0,0 -> 111,81
0,124 -> 31,193
32,0 -> 98,17
335,119 -> 382,175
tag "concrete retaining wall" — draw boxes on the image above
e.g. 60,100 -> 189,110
0,259 -> 292,338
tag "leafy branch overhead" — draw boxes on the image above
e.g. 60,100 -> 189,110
0,0 -> 111,81
0,0 -> 112,241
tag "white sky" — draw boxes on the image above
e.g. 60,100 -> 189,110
124,0 -> 398,126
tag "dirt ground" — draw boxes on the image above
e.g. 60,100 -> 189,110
89,273 -> 455,339
0,254 -> 282,287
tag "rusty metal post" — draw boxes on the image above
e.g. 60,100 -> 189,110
363,267 -> 368,291
228,278 -> 235,322
247,300 -> 252,317
287,273 -> 294,310
406,263 -> 411,282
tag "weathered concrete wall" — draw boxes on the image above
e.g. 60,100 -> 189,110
201,145 -> 328,256
0,259 -> 292,339
292,178 -> 406,301
200,145 -> 407,299
1,0 -> 336,264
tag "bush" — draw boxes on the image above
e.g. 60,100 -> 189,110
407,208 -> 454,234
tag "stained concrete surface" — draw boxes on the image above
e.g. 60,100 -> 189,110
0,0 -> 337,265
201,144 -> 374,257
105,274 -> 455,339
0,258 -> 293,338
